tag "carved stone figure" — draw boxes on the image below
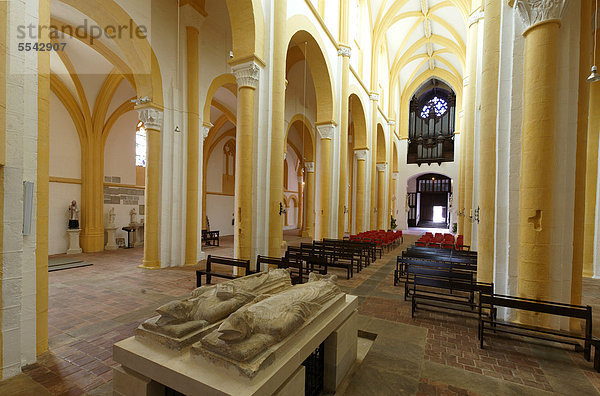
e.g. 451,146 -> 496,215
129,208 -> 137,225
68,200 -> 79,229
199,273 -> 341,364
138,269 -> 292,345
107,207 -> 116,228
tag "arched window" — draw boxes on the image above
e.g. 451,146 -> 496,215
135,121 -> 147,167
222,139 -> 236,195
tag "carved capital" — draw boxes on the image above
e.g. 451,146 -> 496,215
231,61 -> 261,89
515,0 -> 567,33
387,120 -> 396,127
137,107 -> 163,130
317,123 -> 336,140
376,163 -> 387,172
338,45 -> 352,58
354,149 -> 368,160
369,92 -> 379,102
305,162 -> 315,172
201,123 -> 213,141
392,172 -> 400,180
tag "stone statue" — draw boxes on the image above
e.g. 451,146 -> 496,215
139,269 -> 293,341
199,273 -> 341,364
107,207 -> 116,228
129,208 -> 137,225
68,200 -> 79,229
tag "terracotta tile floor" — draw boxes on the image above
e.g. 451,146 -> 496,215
2,232 -> 600,395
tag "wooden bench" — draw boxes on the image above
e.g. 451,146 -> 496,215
201,230 -> 220,246
323,239 -> 372,268
285,247 -> 328,281
395,256 -> 477,286
479,293 -> 596,368
256,255 -> 303,284
411,272 -> 494,318
405,246 -> 478,259
404,264 -> 475,301
196,255 -> 250,286
312,242 -> 355,279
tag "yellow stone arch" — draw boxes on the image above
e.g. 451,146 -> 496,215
226,0 -> 265,64
57,0 -> 163,107
286,15 -> 336,124
348,89 -> 368,149
285,114 -> 316,162
203,73 -> 237,124
376,123 -> 387,163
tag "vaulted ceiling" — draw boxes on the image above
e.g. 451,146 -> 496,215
370,0 -> 469,97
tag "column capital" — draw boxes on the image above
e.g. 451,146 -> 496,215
369,92 -> 379,102
514,0 -> 567,34
337,45 -> 352,58
387,120 -> 396,127
317,123 -> 336,140
201,122 -> 212,141
305,162 -> 315,172
231,61 -> 261,89
392,172 -> 400,180
469,10 -> 484,27
137,107 -> 163,130
354,149 -> 368,160
376,163 -> 387,172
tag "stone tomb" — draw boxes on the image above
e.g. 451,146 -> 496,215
113,270 -> 358,395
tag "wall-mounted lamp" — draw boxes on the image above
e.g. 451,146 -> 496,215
279,202 -> 286,216
474,206 -> 480,224
344,206 -> 348,214
589,0 -> 600,82
174,126 -> 181,133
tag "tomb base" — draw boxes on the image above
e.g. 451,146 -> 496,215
66,229 -> 82,254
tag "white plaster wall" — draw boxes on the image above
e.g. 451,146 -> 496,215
2,0 -> 39,378
49,92 -> 81,179
104,111 -> 138,185
205,134 -> 235,236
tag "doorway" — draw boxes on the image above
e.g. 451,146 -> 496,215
416,173 -> 451,228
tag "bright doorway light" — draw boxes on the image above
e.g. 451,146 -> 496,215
433,206 -> 444,223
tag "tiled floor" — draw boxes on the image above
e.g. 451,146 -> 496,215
1,232 -> 600,395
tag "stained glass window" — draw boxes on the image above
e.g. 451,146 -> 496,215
136,121 -> 147,167
420,96 -> 448,118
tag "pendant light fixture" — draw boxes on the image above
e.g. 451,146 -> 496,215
588,0 -> 600,82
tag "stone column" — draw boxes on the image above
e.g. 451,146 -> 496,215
232,61 -> 260,261
201,122 -> 211,232
515,0 -> 567,320
354,149 -> 368,233
302,162 -> 315,238
583,26 -> 600,277
268,0 -> 287,256
571,0 -> 592,316
185,26 -> 200,266
477,0 -> 501,283
137,107 -> 163,269
80,136 -> 105,253
317,124 -> 335,240
376,163 -> 387,230
392,172 -> 399,219
369,93 -> 379,231
337,45 -> 351,238
462,9 -> 482,245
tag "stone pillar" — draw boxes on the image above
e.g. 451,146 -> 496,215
369,93 -> 379,231
584,27 -> 600,277
232,61 -> 260,261
302,162 -> 315,238
571,0 -> 592,315
337,45 -> 351,238
354,149 -> 368,233
137,107 -> 163,269
105,226 -> 118,250
515,0 -> 567,320
477,0 -> 501,283
80,136 -> 105,253
67,229 -> 82,254
268,0 -> 287,256
185,26 -> 200,266
392,172 -> 399,219
201,122 -> 211,232
376,163 -> 387,230
317,124 -> 335,240
462,9 -> 482,245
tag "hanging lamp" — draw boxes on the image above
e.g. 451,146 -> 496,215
588,0 -> 600,82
